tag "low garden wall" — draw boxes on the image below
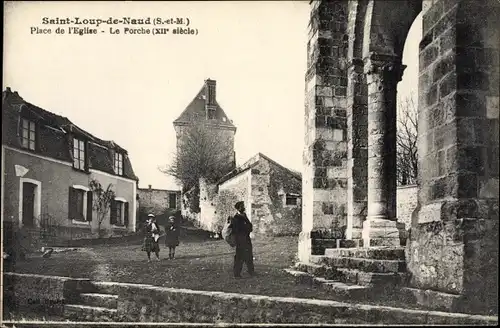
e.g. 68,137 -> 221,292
3,273 -> 89,316
3,273 -> 498,325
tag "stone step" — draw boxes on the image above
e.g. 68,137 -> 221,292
88,281 -> 124,295
294,262 -> 342,280
337,268 -> 408,287
310,255 -> 406,273
284,268 -> 315,285
284,268 -> 370,301
79,293 -> 118,309
325,247 -> 405,260
313,277 -> 369,299
64,304 -> 117,322
312,239 -> 362,255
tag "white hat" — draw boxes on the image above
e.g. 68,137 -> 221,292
148,213 -> 155,217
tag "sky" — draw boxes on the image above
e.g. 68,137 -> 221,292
3,1 -> 421,191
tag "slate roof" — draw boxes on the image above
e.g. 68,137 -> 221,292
173,81 -> 236,130
2,88 -> 138,181
217,152 -> 302,185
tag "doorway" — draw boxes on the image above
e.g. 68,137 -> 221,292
22,182 -> 37,227
19,178 -> 41,228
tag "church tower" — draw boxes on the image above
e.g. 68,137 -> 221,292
173,79 -> 237,184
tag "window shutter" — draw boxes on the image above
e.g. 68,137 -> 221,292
34,123 -> 39,152
110,199 -> 117,225
124,202 -> 129,227
68,187 -> 75,220
86,191 -> 93,221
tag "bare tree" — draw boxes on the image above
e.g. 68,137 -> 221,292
89,179 -> 116,237
161,122 -> 234,212
397,95 -> 418,186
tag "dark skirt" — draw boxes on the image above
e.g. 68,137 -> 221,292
142,236 -> 160,253
165,230 -> 179,247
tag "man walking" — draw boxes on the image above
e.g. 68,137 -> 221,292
231,201 -> 255,278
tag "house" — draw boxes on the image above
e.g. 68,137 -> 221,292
1,88 -> 139,242
199,153 -> 302,236
137,185 -> 181,225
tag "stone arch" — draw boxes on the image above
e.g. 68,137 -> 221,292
362,0 -> 422,60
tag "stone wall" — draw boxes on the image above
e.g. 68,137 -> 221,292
215,170 -> 251,233
137,187 -> 180,216
3,273 -> 89,316
198,178 -> 219,232
4,273 -> 497,324
250,159 -> 302,236
396,185 -> 418,231
299,0 -> 350,263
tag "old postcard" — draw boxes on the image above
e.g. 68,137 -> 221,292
2,0 -> 498,326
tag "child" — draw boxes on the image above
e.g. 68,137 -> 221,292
165,215 -> 180,259
142,214 -> 160,261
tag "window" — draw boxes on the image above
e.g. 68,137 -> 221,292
68,186 -> 92,222
114,152 -> 123,175
21,118 -> 36,150
169,193 -> 177,209
111,199 -> 129,227
73,138 -> 86,170
207,108 -> 216,119
285,194 -> 299,206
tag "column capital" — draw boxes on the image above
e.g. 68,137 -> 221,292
363,54 -> 406,84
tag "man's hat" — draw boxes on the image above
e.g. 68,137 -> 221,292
148,213 -> 155,217
235,201 -> 245,210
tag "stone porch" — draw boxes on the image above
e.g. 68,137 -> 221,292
296,0 -> 499,316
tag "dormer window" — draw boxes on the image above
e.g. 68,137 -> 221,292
21,118 -> 36,150
114,152 -> 123,175
73,138 -> 86,170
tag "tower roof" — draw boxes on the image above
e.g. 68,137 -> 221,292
173,79 -> 236,130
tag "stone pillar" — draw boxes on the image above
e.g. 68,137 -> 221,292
346,58 -> 368,241
408,0 -> 499,313
299,0 -> 349,263
362,55 -> 405,247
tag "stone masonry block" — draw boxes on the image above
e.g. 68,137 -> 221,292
486,96 -> 499,119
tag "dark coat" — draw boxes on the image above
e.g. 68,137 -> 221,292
165,222 -> 180,247
142,221 -> 160,252
231,212 -> 253,247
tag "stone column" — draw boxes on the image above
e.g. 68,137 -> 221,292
362,55 -> 405,247
346,58 -> 368,241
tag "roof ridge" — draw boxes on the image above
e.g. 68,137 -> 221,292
217,152 -> 301,185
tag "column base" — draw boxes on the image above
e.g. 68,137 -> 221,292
346,228 -> 363,240
298,231 -> 312,263
362,218 -> 402,247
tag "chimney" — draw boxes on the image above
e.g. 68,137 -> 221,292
148,184 -> 152,190
205,79 -> 216,119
